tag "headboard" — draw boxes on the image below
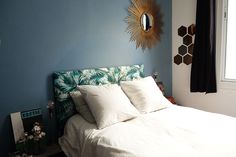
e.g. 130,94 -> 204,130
53,64 -> 144,135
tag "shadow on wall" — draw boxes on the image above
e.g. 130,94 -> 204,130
45,74 -> 58,144
0,116 -> 15,155
0,75 -> 56,156
46,74 -> 54,102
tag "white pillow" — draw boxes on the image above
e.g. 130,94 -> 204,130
70,91 -> 95,123
78,84 -> 139,129
120,76 -> 171,114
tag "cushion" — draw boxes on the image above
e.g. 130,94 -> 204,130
120,76 -> 171,114
78,84 -> 139,129
70,91 -> 95,123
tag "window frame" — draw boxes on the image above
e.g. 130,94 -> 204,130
218,0 -> 236,89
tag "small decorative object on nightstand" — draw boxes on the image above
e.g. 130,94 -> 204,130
166,96 -> 176,104
156,81 -> 165,95
13,121 -> 47,156
152,72 -> 158,82
156,83 -> 176,104
151,74 -> 177,105
152,72 -> 165,95
47,100 -> 55,119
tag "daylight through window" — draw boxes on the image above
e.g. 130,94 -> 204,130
224,0 -> 236,80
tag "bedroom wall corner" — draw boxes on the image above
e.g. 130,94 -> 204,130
172,0 -> 236,117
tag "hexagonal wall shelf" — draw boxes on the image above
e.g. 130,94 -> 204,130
174,54 -> 182,65
178,26 -> 187,37
188,24 -> 196,35
178,45 -> 187,56
183,54 -> 192,65
183,35 -> 192,46
188,44 -> 194,55
174,24 -> 195,65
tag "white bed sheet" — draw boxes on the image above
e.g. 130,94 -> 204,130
59,105 -> 236,157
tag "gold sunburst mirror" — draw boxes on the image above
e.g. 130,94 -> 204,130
125,0 -> 164,51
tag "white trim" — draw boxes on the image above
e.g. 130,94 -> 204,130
217,0 -> 236,89
220,0 -> 227,82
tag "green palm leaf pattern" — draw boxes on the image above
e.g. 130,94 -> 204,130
118,64 -> 144,83
54,64 -> 144,101
53,71 -> 78,101
107,67 -> 119,83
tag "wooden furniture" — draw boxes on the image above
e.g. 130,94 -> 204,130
9,143 -> 64,157
33,144 -> 64,157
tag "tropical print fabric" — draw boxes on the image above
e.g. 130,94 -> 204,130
53,64 -> 144,131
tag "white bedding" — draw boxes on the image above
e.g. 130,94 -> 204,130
59,105 -> 236,157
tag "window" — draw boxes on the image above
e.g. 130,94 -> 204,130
221,0 -> 236,81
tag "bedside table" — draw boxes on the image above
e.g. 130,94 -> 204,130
9,143 -> 65,157
33,143 -> 65,157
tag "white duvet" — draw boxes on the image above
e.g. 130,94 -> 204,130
59,105 -> 236,157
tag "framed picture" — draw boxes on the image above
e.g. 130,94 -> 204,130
10,112 -> 25,144
10,108 -> 43,141
10,108 -> 46,155
20,108 -> 43,134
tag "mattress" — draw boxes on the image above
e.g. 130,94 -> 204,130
59,105 -> 236,157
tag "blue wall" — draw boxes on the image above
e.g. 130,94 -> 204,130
0,0 -> 172,155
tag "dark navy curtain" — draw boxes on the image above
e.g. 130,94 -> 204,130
190,0 -> 217,93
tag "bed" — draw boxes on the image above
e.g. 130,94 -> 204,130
53,64 -> 236,157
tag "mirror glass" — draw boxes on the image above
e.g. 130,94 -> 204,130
141,13 -> 153,32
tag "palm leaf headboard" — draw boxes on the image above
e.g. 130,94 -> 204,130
53,64 -> 144,135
